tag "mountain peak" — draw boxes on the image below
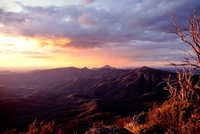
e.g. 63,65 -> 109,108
100,65 -> 116,69
140,66 -> 151,70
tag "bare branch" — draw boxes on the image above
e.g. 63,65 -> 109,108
167,9 -> 200,103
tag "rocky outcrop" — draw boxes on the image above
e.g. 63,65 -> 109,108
84,126 -> 133,134
132,112 -> 147,125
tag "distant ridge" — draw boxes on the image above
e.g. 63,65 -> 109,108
0,66 -> 174,133
0,71 -> 18,75
100,65 -> 117,69
92,65 -> 117,70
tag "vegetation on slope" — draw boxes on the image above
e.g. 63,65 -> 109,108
124,9 -> 200,134
125,99 -> 200,134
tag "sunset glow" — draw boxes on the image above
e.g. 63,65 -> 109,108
0,0 -> 199,71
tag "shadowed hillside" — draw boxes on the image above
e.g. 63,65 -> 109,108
0,67 -> 126,89
0,66 -> 173,133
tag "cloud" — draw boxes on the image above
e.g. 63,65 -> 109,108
0,0 -> 199,51
3,44 -> 15,47
81,0 -> 95,5
20,51 -> 51,59
78,13 -> 101,27
21,51 -> 42,55
25,55 -> 51,59
64,40 -> 103,49
0,50 -> 17,54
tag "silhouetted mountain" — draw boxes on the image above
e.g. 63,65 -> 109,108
0,67 -> 126,89
91,65 -> 116,70
100,65 -> 117,69
0,66 -> 173,133
0,71 -> 18,75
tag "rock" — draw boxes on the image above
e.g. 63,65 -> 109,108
84,126 -> 133,134
133,112 -> 147,125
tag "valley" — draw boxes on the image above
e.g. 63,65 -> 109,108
0,66 -> 172,133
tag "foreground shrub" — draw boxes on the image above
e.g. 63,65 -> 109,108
149,99 -> 200,133
125,99 -> 200,134
124,121 -> 147,134
0,119 -> 63,134
21,118 -> 56,134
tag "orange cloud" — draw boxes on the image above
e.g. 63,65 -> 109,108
32,36 -> 71,48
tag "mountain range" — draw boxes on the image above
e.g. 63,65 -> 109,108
0,66 -> 173,133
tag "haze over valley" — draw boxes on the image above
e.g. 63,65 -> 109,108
0,66 -> 172,133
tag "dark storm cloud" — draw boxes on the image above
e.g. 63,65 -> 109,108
0,0 -> 199,49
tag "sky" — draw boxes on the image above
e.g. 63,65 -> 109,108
0,0 -> 199,71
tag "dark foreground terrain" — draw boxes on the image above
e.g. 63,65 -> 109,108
0,66 -> 172,133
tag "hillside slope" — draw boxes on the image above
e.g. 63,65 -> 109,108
0,66 -> 172,133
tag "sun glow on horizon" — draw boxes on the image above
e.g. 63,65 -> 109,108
0,34 -> 170,72
0,33 -> 171,72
